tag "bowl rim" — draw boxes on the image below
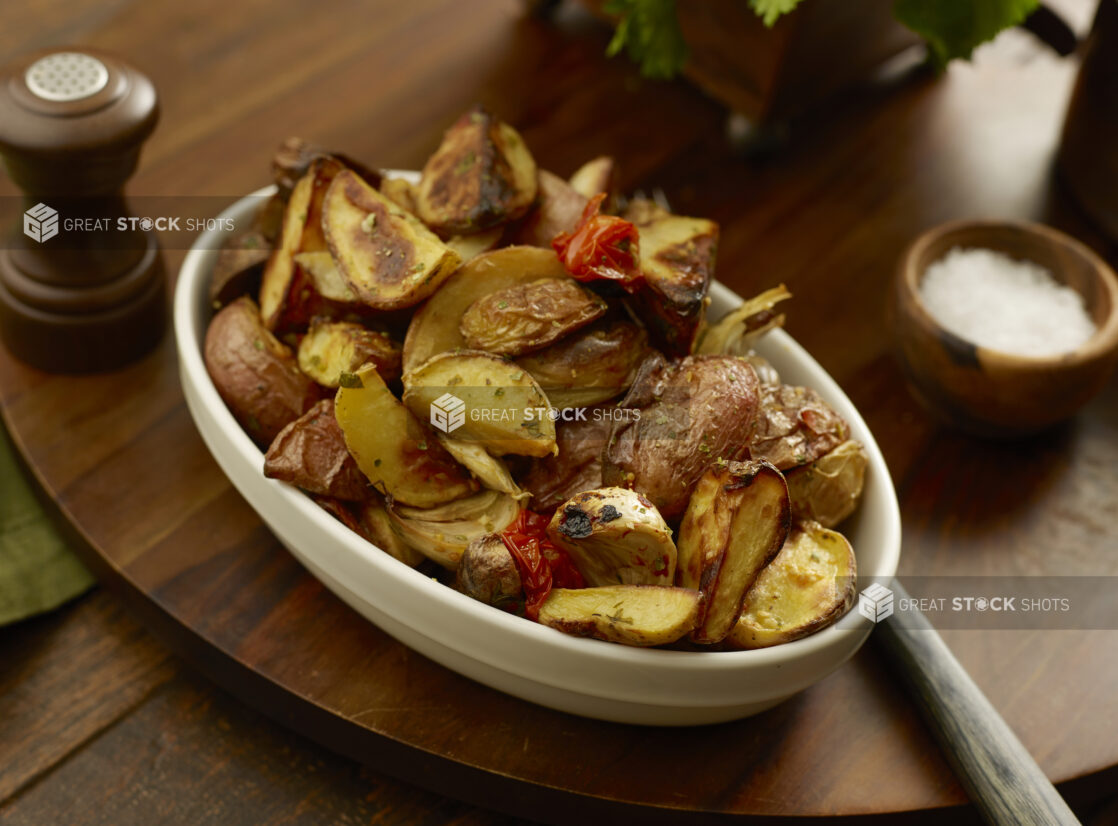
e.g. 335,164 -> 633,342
174,183 -> 902,699
899,217 -> 1118,369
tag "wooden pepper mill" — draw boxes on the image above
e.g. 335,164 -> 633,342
0,48 -> 165,373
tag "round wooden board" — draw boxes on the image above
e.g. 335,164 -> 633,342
3,1 -> 1118,820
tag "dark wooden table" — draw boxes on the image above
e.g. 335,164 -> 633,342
3,1 -> 1118,824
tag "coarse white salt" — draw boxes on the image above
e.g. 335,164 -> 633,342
919,247 -> 1097,358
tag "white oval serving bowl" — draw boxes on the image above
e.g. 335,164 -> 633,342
174,183 -> 901,726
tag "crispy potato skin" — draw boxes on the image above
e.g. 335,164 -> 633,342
325,170 -> 462,311
456,534 -> 524,609
210,230 -> 270,309
538,585 -> 701,647
603,354 -> 761,520
264,399 -> 368,500
750,384 -> 849,471
516,320 -> 649,409
204,296 -> 323,446
676,459 -> 791,644
507,169 -> 587,247
417,105 -> 538,235
459,277 -> 607,356
259,171 -> 312,330
402,246 -> 569,373
546,487 -> 676,586
297,319 -> 403,388
729,520 -> 856,649
334,363 -> 477,508
518,413 -> 611,512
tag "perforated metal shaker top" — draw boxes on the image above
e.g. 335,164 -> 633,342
24,53 -> 109,102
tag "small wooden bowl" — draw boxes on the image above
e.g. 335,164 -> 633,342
892,219 -> 1118,437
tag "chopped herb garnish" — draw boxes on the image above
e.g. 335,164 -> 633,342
338,371 -> 364,389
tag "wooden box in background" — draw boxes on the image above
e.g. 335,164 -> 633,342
580,0 -> 922,123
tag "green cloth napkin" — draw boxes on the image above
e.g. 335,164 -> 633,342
0,421 -> 94,626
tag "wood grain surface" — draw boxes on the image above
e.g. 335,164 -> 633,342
1,0 -> 1117,824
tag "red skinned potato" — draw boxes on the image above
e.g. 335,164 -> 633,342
204,296 -> 322,446
602,354 -> 761,520
459,277 -> 607,356
750,384 -> 849,471
508,169 -> 587,247
210,230 -> 270,309
676,460 -> 791,644
516,319 -> 650,410
264,399 -> 368,501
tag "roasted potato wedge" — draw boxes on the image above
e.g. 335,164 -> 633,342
602,354 -> 761,520
402,245 -> 569,372
436,435 -> 527,500
264,399 -> 368,500
547,488 -> 676,586
695,284 -> 792,356
459,277 -> 607,356
729,520 -> 856,649
334,363 -> 477,508
751,384 -> 849,471
210,230 -> 270,308
624,200 -> 718,355
259,170 -> 313,330
517,413 -> 611,512
402,352 -> 557,457
297,319 -> 402,388
388,489 -> 519,569
508,169 -> 587,247
538,585 -> 701,647
291,250 -> 358,304
455,533 -> 524,610
416,105 -> 538,235
785,440 -> 868,528
568,155 -> 617,207
677,460 -> 791,644
204,296 -> 322,446
516,320 -> 649,410
324,169 -> 462,310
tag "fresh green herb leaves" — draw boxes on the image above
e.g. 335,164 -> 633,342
604,0 -> 689,80
749,0 -> 805,27
338,371 -> 364,389
604,0 -> 1038,80
894,0 -> 1039,65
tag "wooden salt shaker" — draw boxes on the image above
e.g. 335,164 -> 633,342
0,48 -> 165,373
